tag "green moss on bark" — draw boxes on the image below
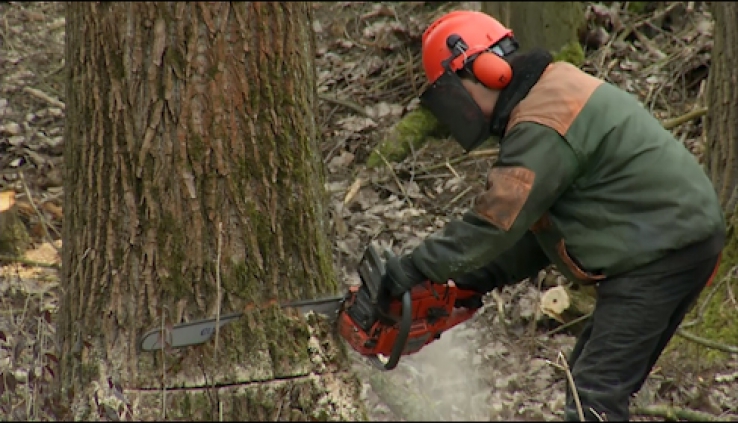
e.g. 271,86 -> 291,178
553,41 -> 585,67
366,107 -> 448,168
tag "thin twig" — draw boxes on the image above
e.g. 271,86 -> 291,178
543,312 -> 592,337
681,270 -> 734,329
491,289 -> 509,336
547,351 -> 585,422
413,148 -> 499,175
318,94 -> 369,118
676,328 -> 738,354
631,404 -> 721,421
467,148 -> 500,158
589,407 -> 605,422
22,86 -> 65,109
376,150 -> 413,208
662,107 -> 708,130
445,186 -> 474,209
213,221 -> 223,361
160,307 -> 167,420
212,222 -> 224,414
445,161 -> 460,179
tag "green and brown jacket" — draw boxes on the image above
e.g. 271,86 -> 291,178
409,62 -> 725,286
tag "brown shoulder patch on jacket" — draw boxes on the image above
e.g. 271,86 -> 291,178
506,63 -> 604,135
473,166 -> 535,231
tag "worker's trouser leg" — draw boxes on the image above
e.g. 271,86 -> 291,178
563,254 -> 720,421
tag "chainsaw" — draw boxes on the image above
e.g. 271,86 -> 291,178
138,244 -> 484,370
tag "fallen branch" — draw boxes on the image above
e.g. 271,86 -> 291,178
0,254 -> 60,269
631,404 -> 722,421
543,312 -> 592,337
662,107 -> 708,130
676,328 -> 738,354
22,86 -> 65,110
412,148 -> 499,175
376,150 -> 413,208
318,94 -> 369,118
547,351 -> 585,422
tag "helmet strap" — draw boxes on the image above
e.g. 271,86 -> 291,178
489,48 -> 553,137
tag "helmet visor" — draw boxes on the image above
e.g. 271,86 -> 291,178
420,70 -> 491,152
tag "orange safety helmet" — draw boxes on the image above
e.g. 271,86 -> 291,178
422,10 -> 515,90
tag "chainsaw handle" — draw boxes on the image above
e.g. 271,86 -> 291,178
369,290 -> 411,371
382,290 -> 412,370
368,245 -> 413,371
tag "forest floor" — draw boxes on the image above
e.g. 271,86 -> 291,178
0,1 -> 737,421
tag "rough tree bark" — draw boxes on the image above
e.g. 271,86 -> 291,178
691,2 -> 738,359
481,2 -> 585,57
706,3 -> 738,212
59,2 -> 364,420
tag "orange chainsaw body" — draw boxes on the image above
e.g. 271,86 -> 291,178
338,281 -> 480,358
336,246 -> 482,365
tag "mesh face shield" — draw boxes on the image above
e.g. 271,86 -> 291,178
420,70 -> 491,152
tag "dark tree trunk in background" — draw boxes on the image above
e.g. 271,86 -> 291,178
706,3 -> 738,212
688,2 -> 738,361
59,2 -> 364,420
481,2 -> 584,54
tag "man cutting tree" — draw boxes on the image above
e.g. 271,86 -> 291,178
380,10 -> 725,421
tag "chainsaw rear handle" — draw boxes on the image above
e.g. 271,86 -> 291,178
365,246 -> 413,371
369,289 -> 412,371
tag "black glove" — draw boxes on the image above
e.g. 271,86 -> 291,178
378,254 -> 426,313
453,262 -> 506,295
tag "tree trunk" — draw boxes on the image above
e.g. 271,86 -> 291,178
481,2 -> 585,56
706,3 -> 738,212
688,2 -> 738,362
59,2 -> 364,420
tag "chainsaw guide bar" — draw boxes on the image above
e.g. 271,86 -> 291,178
137,295 -> 345,352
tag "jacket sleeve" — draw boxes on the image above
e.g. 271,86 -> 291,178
408,122 -> 580,283
454,230 -> 551,293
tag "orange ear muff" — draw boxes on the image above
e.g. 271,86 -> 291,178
471,52 -> 513,90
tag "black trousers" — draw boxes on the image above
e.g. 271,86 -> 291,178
563,253 -> 720,421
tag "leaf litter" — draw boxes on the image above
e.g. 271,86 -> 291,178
0,0 -> 735,421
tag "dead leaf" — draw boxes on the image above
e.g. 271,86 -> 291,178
0,191 -> 16,212
24,241 -> 62,264
328,150 -> 355,172
343,177 -> 363,205
41,202 -> 63,220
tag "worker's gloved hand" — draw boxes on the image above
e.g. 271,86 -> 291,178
377,254 -> 426,312
452,261 -> 511,295
383,254 -> 427,297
